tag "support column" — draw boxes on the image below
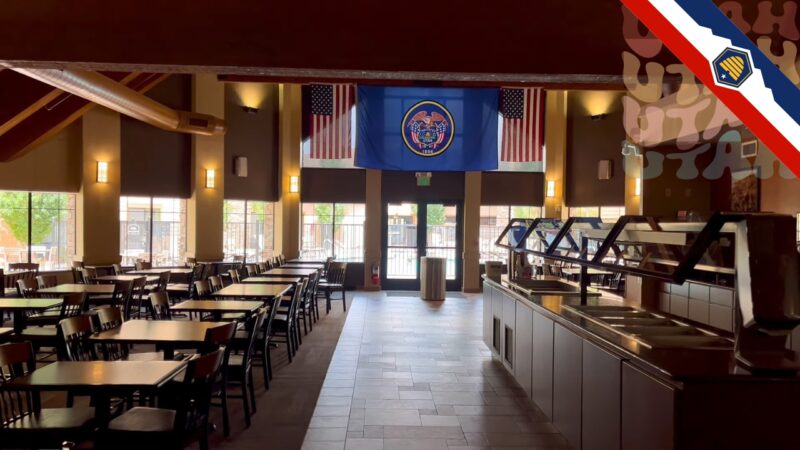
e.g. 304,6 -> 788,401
544,91 -> 568,219
463,172 -> 481,292
187,74 -> 225,261
78,107 -> 121,265
275,83 -> 301,259
363,169 -> 382,290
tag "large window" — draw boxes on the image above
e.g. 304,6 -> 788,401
301,203 -> 365,262
223,200 -> 274,262
120,197 -> 186,267
0,191 -> 76,271
479,205 -> 542,264
568,206 -> 626,223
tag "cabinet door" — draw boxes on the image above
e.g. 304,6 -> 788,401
492,287 -> 504,357
582,340 -> 622,450
502,294 -> 516,370
514,302 -> 533,396
622,363 -> 675,450
553,324 -> 582,450
483,284 -> 493,350
532,311 -> 554,420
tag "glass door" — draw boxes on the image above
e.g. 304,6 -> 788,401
382,201 -> 463,291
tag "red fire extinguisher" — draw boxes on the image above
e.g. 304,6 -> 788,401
371,262 -> 380,285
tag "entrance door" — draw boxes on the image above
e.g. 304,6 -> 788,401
381,202 -> 463,291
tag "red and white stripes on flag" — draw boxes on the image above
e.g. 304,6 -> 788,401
500,87 -> 545,163
309,83 -> 355,159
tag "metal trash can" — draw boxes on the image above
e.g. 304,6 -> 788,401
420,257 -> 446,301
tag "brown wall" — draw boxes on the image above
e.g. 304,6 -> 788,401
224,83 -> 279,201
301,168 -> 366,203
381,171 -> 465,203
565,91 -> 625,207
481,171 -> 544,205
0,121 -> 82,192
121,75 -> 192,198
642,147 -> 714,219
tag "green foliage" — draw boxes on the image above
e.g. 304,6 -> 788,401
511,206 -> 537,219
0,192 -> 65,245
426,204 -> 446,226
314,203 -> 346,225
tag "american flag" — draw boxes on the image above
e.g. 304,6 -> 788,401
500,87 -> 545,162
310,83 -> 355,159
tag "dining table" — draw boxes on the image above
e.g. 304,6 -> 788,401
3,360 -> 186,425
212,283 -> 292,300
37,283 -> 115,296
93,275 -> 159,283
264,267 -> 319,279
89,319 -> 228,359
288,258 -> 327,264
0,298 -> 62,333
241,276 -> 302,285
171,300 -> 263,321
127,267 -> 194,275
281,262 -> 325,269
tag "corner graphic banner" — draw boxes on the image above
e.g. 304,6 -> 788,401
355,86 -> 499,171
622,0 -> 800,177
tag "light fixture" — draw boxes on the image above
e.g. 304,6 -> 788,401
96,161 -> 109,183
242,106 -> 259,114
546,180 -> 556,198
589,113 -> 607,122
635,177 -> 642,196
289,175 -> 299,194
205,169 -> 216,189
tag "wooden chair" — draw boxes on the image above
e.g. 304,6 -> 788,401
272,279 -> 307,363
80,267 -> 98,284
28,292 -> 87,328
298,272 -> 318,334
257,262 -> 270,273
149,291 -> 172,320
319,262 -> 347,313
225,308 -> 266,431
94,307 -> 163,362
58,315 -> 98,362
35,275 -> 58,289
194,280 -> 211,298
167,264 -> 202,300
134,259 -> 152,271
0,342 -> 95,448
208,276 -> 223,293
126,276 -> 148,320
70,261 -> 84,283
8,262 -> 39,273
244,264 -> 259,278
185,257 -> 197,267
112,264 -> 124,275
16,278 -> 38,298
99,349 -> 225,450
228,269 -> 241,284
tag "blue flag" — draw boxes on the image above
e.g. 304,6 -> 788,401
355,86 -> 499,171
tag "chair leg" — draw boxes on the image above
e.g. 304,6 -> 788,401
266,345 -> 273,381
221,383 -> 231,437
326,290 -> 332,313
242,377 -> 251,427
297,318 -> 303,345
286,333 -> 293,363
248,369 -> 257,412
341,288 -> 347,311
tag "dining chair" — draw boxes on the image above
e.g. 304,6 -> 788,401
194,280 -> 211,298
16,278 -> 38,298
319,262 -> 348,313
167,264 -> 202,300
126,276 -> 148,320
298,272 -> 318,334
134,259 -> 152,271
8,262 -> 39,273
94,307 -> 163,362
0,342 -> 96,449
244,264 -> 258,278
225,308 -> 266,430
99,348 -> 225,450
58,314 -> 99,363
228,269 -> 241,284
257,262 -> 269,273
112,264 -> 124,275
272,278 -> 307,363
208,276 -> 223,293
27,292 -> 87,328
80,267 -> 98,284
35,275 -> 58,289
149,291 -> 172,320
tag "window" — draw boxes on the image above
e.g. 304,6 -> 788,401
301,203 -> 365,262
567,206 -> 625,223
479,205 -> 542,264
223,200 -> 274,262
0,191 -> 76,271
120,197 -> 186,267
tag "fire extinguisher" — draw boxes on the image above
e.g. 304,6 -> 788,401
371,262 -> 380,285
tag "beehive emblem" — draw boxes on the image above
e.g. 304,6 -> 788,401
712,47 -> 753,89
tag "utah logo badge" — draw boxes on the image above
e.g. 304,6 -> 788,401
711,47 -> 753,89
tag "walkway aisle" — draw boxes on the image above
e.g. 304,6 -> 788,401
302,292 -> 571,450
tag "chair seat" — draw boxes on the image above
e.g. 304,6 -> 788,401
166,283 -> 189,292
220,312 -> 246,321
13,326 -> 57,340
3,406 -> 95,431
318,282 -> 343,289
125,351 -> 164,361
108,407 -> 176,433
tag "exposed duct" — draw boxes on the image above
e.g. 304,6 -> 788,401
6,67 -> 226,136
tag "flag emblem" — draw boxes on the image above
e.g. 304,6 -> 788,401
712,47 -> 753,89
401,100 -> 455,157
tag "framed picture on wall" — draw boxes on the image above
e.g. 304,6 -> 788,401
741,140 -> 758,159
731,167 -> 760,212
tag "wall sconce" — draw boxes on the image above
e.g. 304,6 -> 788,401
96,161 -> 109,183
589,113 -> 607,122
205,169 -> 216,189
242,106 -> 259,115
546,180 -> 556,198
634,177 -> 642,196
289,176 -> 299,194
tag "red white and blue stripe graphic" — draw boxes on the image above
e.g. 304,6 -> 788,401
622,0 -> 800,176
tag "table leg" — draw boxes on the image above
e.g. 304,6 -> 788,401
13,310 -> 24,333
92,394 -> 112,427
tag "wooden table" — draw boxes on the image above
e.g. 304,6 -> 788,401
4,360 -> 186,424
288,258 -> 327,264
281,262 -> 325,269
242,276 -> 302,285
38,283 -> 115,296
0,298 -> 62,333
127,268 -> 193,275
171,300 -> 263,321
0,327 -> 13,341
212,283 -> 291,300
89,320 -> 227,359
264,267 -> 319,278
94,275 -> 159,283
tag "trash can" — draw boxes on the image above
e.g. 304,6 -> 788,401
420,256 -> 446,301
484,261 -> 503,283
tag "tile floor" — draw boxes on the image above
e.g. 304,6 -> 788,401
302,291 -> 571,450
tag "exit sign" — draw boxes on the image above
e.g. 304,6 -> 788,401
415,172 -> 431,187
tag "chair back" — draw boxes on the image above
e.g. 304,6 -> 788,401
185,257 -> 197,267
327,262 -> 347,285
60,292 -> 87,318
58,316 -> 98,361
128,276 -> 148,320
272,256 -> 281,268
257,263 -> 269,273
201,322 -> 236,354
81,267 -> 98,283
324,256 -> 335,274
134,260 -> 152,271
111,280 -> 134,309
208,276 -> 223,293
94,307 -> 131,361
35,275 -> 58,289
9,263 -> 39,274
112,264 -> 123,275
173,348 -> 225,434
149,291 -> 172,320
245,264 -> 258,277
16,278 -> 38,298
284,278 -> 307,322
0,342 -> 38,424
194,280 -> 211,298
304,272 -> 319,306
228,269 -> 241,284
155,271 -> 171,293
241,308 -> 267,370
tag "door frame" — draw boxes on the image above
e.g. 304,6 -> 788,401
380,200 -> 464,291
